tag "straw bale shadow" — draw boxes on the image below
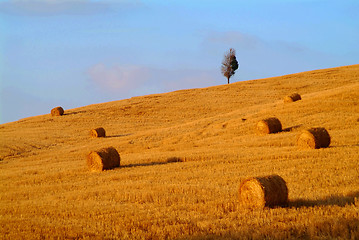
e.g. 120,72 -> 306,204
331,144 -> 359,148
289,191 -> 359,208
64,110 -> 86,116
106,133 -> 132,138
282,124 -> 303,132
121,157 -> 183,169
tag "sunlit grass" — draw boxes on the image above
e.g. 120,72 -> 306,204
1,64 -> 359,239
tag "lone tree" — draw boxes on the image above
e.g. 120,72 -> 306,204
221,48 -> 239,84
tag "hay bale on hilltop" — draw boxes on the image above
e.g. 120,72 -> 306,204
238,174 -> 288,209
90,127 -> 106,138
284,93 -> 301,103
297,127 -> 330,149
256,117 -> 282,135
87,147 -> 120,172
51,106 -> 64,116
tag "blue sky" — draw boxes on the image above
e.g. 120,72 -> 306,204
0,0 -> 358,123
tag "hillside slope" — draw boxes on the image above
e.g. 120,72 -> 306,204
1,64 -> 359,239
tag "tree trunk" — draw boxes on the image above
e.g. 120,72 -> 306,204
227,77 -> 230,84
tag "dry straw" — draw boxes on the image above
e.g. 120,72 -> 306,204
256,117 -> 282,135
90,127 -> 106,138
297,127 -> 331,149
87,147 -> 120,172
283,93 -> 301,103
51,107 -> 64,116
238,174 -> 288,209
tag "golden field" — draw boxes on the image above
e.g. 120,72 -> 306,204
1,64 -> 359,239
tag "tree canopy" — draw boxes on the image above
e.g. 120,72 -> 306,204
221,48 -> 239,84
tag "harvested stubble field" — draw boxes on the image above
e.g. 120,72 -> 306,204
1,64 -> 359,239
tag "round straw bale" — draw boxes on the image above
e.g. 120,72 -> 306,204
238,174 -> 288,209
256,117 -> 282,135
87,147 -> 120,172
90,127 -> 106,138
297,127 -> 330,149
51,106 -> 64,116
284,93 -> 301,103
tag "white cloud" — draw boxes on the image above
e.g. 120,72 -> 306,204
160,69 -> 219,91
87,63 -> 150,93
87,63 -> 221,97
